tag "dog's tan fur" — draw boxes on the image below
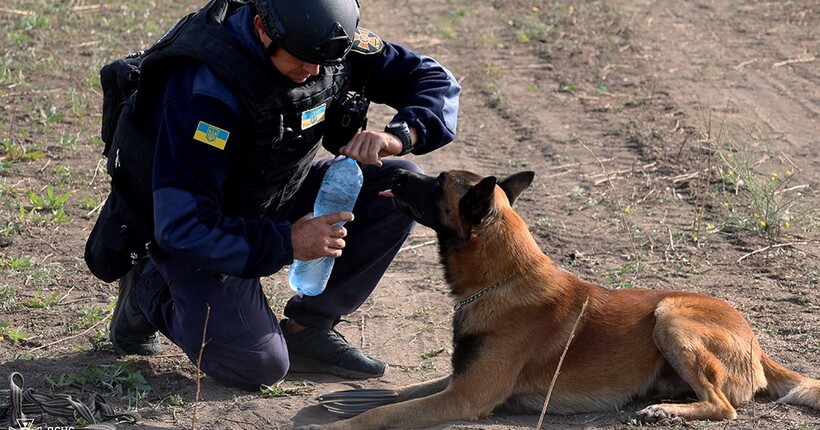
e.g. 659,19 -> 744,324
303,170 -> 820,430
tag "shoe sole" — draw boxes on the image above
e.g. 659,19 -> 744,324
287,355 -> 387,380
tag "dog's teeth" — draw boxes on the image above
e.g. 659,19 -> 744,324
379,189 -> 395,198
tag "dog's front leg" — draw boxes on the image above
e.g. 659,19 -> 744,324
302,352 -> 520,430
305,386 -> 495,430
394,375 -> 451,402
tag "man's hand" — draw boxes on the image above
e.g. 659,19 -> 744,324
291,212 -> 354,260
338,130 -> 402,167
340,125 -> 419,166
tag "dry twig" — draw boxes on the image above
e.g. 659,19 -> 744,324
772,56 -> 815,68
737,242 -> 807,264
535,298 -> 589,429
27,309 -> 114,353
398,240 -> 436,254
192,304 -> 211,430
85,200 -> 105,219
734,59 -> 758,70
0,7 -> 34,15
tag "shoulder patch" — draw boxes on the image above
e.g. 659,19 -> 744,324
352,27 -> 384,55
193,121 -> 230,150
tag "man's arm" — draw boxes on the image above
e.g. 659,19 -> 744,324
151,66 -> 294,278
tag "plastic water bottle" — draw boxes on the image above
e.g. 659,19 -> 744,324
288,157 -> 363,296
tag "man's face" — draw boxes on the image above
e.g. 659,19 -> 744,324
253,15 -> 321,84
269,48 -> 321,84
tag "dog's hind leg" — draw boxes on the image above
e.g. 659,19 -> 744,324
636,349 -> 737,422
637,295 -> 763,422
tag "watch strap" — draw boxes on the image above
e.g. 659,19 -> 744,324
385,121 -> 413,156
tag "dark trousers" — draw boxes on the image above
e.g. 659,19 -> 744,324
133,158 -> 419,390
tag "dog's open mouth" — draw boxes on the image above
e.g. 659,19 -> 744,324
380,188 -> 427,221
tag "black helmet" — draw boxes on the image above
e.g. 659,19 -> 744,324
253,0 -> 360,66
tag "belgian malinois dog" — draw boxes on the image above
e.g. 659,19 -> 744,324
303,170 -> 820,430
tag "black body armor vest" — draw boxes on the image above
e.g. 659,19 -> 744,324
108,0 -> 347,222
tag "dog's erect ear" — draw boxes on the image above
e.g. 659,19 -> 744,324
459,176 -> 498,225
498,171 -> 534,206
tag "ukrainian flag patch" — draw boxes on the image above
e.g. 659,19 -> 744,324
301,103 -> 327,130
193,121 -> 230,150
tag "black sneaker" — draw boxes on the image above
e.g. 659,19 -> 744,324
109,262 -> 161,356
281,319 -> 387,379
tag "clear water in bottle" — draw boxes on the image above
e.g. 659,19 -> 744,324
288,157 -> 363,296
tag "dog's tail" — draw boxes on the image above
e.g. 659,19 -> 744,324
761,353 -> 820,410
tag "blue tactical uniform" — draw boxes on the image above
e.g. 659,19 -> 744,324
109,0 -> 460,390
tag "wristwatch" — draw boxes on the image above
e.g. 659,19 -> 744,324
384,121 -> 413,156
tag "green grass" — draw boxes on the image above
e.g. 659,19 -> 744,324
19,185 -> 72,224
79,194 -> 104,211
0,321 -> 28,343
534,217 -> 553,229
27,185 -> 71,211
0,285 -> 17,310
0,253 -> 33,272
259,381 -> 314,397
410,306 -> 436,318
416,361 -> 436,371
88,330 -> 114,353
1,139 -> 47,166
419,347 -> 445,360
606,261 -> 644,289
165,393 -> 184,406
47,360 -> 152,406
20,288 -> 61,308
70,303 -> 115,332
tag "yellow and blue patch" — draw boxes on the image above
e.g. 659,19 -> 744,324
193,121 -> 230,150
352,27 -> 384,55
301,103 -> 327,130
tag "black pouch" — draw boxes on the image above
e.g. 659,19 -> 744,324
99,52 -> 144,154
84,187 -> 153,282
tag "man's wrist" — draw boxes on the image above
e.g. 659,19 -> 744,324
384,121 -> 414,155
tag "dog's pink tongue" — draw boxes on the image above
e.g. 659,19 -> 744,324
379,189 -> 395,198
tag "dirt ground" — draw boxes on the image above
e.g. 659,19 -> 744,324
0,0 -> 817,429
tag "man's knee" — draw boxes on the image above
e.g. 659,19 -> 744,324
200,335 -> 289,391
383,158 -> 422,174
250,341 -> 290,385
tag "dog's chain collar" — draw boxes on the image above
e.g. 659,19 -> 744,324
453,273 -> 518,311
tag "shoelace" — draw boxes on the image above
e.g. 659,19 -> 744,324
0,372 -> 140,429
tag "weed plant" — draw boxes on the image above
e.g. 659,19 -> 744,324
20,288 -> 61,308
0,253 -> 33,272
70,303 -> 115,332
716,142 -> 798,240
0,321 -> 28,343
20,185 -> 72,224
0,285 -> 17,310
47,360 -> 152,408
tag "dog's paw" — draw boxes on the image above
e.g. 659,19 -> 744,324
635,405 -> 681,424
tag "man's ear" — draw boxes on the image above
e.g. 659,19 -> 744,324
253,15 -> 272,46
459,176 -> 497,225
498,171 -> 534,206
